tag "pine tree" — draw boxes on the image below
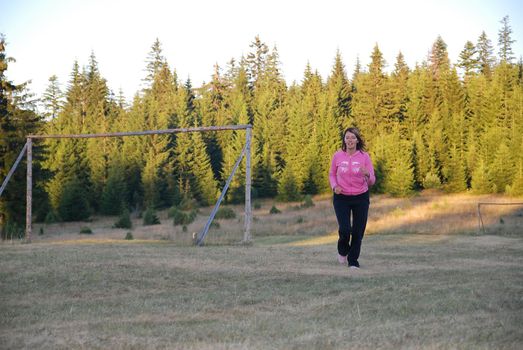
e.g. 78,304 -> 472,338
100,161 -> 127,215
351,44 -> 392,142
498,15 -> 515,64
489,142 -> 514,193
220,65 -> 251,202
457,41 -> 479,79
1,35 -> 47,231
379,129 -> 415,196
190,121 -> 218,206
477,31 -> 496,79
326,50 -> 351,130
41,75 -> 64,120
390,52 -> 410,129
471,158 -> 492,193
249,38 -> 287,197
139,40 -> 178,208
445,145 -> 467,192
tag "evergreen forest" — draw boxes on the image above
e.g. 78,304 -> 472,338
1,16 -> 522,236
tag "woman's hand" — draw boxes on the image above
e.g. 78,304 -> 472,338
334,186 -> 342,194
359,167 -> 370,177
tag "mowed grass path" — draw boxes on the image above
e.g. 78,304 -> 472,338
1,232 -> 522,349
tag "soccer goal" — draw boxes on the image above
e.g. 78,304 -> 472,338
477,202 -> 523,235
0,124 -> 252,245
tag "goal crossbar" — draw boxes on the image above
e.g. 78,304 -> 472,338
2,124 -> 252,244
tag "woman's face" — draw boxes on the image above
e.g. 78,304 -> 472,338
344,131 -> 358,150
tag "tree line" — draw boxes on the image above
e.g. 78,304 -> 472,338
1,15 -> 522,235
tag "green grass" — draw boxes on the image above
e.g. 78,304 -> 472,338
1,232 -> 522,349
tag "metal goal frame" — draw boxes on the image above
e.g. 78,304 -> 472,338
0,124 -> 252,245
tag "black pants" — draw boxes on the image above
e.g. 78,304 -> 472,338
333,191 -> 369,267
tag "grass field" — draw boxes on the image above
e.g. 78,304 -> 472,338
1,192 -> 522,349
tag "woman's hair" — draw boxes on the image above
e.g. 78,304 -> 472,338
341,127 -> 366,152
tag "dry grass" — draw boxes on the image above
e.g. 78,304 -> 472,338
25,191 -> 523,246
1,191 -> 522,349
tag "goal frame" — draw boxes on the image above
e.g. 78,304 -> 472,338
477,201 -> 523,233
1,124 -> 252,244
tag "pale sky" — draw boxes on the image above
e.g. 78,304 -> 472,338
1,0 -> 522,104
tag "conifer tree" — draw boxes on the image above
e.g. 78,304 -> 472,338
379,129 -> 415,196
326,50 -> 352,130
41,75 -> 64,121
477,31 -> 496,79
498,15 -> 515,64
390,52 -> 410,129
1,35 -> 47,229
457,41 -> 479,79
351,44 -> 392,141
445,145 -> 467,192
190,121 -> 218,206
489,142 -> 514,193
249,38 -> 287,197
471,158 -> 492,193
220,65 -> 251,202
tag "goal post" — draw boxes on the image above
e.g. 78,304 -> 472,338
15,124 -> 253,243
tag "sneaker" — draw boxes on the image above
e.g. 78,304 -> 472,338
337,254 -> 347,264
349,265 -> 360,270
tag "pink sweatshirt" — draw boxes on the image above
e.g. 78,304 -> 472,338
329,150 -> 376,195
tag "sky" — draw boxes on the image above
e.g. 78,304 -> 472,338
1,0 -> 523,104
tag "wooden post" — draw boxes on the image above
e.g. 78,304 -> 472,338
26,138 -> 32,242
243,127 -> 252,243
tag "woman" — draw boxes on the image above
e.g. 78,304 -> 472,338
329,127 -> 375,269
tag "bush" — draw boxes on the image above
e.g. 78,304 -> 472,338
423,172 -> 441,190
124,232 -> 134,240
1,221 -> 24,240
215,207 -> 236,219
301,195 -> 315,208
172,208 -> 197,226
114,209 -> 132,229
253,201 -> 261,209
143,207 -> 160,225
79,227 -> 92,234
269,205 -> 281,214
44,211 -> 60,224
178,195 -> 197,211
210,221 -> 220,229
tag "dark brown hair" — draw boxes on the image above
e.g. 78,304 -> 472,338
341,127 -> 366,152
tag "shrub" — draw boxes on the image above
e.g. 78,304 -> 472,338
253,201 -> 261,209
178,195 -> 197,211
39,227 -> 44,235
44,211 -> 60,224
143,207 -> 160,225
296,217 -> 304,223
210,221 -> 220,229
301,195 -> 315,208
172,208 -> 197,226
124,232 -> 134,240
215,207 -> 236,219
423,172 -> 441,190
79,227 -> 92,234
269,205 -> 281,214
1,221 -> 24,240
114,209 -> 132,229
